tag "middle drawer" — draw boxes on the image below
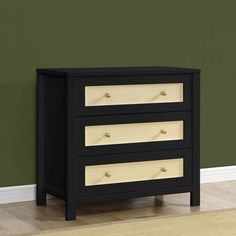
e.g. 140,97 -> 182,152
76,112 -> 191,156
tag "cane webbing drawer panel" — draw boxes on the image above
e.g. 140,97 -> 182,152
85,83 -> 183,107
85,158 -> 184,186
85,120 -> 183,147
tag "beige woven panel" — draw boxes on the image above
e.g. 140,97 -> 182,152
85,158 -> 184,186
85,83 -> 183,106
85,120 -> 183,146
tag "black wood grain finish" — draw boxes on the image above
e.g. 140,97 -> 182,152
37,66 -> 200,77
191,73 -> 200,206
36,66 -> 200,220
66,78 -> 77,220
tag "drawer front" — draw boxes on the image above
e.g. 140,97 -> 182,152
85,121 -> 183,147
76,74 -> 191,116
85,158 -> 183,186
85,83 -> 183,107
76,149 -> 192,196
76,112 -> 191,156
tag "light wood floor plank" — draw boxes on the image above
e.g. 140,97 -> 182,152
0,181 -> 235,236
0,209 -> 37,235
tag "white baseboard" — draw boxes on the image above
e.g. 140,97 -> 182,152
200,165 -> 236,184
0,184 -> 36,204
0,185 -> 52,204
0,165 -> 236,204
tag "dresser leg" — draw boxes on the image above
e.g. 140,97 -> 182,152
190,191 -> 200,206
66,199 -> 77,221
36,187 -> 46,206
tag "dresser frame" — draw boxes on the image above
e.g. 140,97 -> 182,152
36,67 -> 200,221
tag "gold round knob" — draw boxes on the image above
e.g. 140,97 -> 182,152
105,93 -> 111,98
105,172 -> 111,177
160,91 -> 167,96
161,167 -> 167,172
105,133 -> 111,138
160,129 -> 167,134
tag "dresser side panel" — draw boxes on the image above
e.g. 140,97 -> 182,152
43,75 -> 66,197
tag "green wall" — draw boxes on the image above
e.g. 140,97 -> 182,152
1,0 -> 236,187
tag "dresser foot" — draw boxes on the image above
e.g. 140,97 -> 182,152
190,191 -> 200,206
36,188 -> 46,206
66,200 -> 77,221
155,195 -> 163,200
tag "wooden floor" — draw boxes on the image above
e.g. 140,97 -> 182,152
0,181 -> 236,236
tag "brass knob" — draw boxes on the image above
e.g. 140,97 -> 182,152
105,93 -> 111,98
160,129 -> 167,134
160,91 -> 167,96
105,133 -> 111,138
105,172 -> 111,177
161,167 -> 167,172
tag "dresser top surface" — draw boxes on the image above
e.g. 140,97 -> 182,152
37,66 -> 200,77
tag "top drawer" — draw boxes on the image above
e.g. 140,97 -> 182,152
76,74 -> 192,116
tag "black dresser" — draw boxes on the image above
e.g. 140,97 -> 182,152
36,66 -> 200,221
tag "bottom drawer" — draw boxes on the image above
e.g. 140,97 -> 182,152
85,158 -> 183,186
76,149 -> 192,196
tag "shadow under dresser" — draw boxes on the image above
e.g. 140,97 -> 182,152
36,66 -> 200,220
